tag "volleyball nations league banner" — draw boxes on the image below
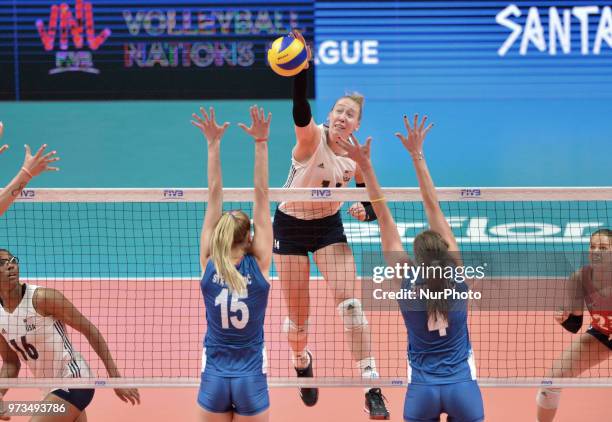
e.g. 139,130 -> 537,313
0,0 -> 314,99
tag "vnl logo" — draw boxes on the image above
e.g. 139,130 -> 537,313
36,0 -> 111,75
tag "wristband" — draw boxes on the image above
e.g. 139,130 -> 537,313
21,167 -> 33,178
411,151 -> 424,161
355,182 -> 378,222
255,138 -> 268,143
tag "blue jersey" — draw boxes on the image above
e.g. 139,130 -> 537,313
201,254 -> 270,377
398,276 -> 476,385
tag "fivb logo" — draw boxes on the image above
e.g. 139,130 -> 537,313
20,189 -> 36,199
311,189 -> 332,198
460,189 -> 482,199
163,189 -> 184,199
36,0 -> 111,75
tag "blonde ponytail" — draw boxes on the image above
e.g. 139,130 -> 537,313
210,212 -> 250,294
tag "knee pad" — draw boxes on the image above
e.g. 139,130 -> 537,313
282,317 -> 309,344
536,388 -> 562,410
337,298 -> 369,332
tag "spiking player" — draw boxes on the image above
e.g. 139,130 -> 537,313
273,30 -> 389,419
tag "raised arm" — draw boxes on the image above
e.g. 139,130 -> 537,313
336,136 -> 409,266
191,107 -> 230,271
0,143 -> 60,216
290,30 -> 321,162
395,115 -> 459,253
33,288 -> 140,405
238,106 -> 272,275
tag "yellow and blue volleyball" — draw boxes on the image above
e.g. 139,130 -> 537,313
267,35 -> 308,77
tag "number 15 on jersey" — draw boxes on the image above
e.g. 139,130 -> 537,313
215,288 -> 249,330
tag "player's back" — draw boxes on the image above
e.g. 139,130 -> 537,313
398,277 -> 475,385
201,254 -> 270,376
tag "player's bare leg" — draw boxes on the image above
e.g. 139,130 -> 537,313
30,394 -> 84,422
314,243 -> 389,420
537,333 -> 610,421
274,253 -> 318,406
234,409 -> 270,422
197,407 -> 232,422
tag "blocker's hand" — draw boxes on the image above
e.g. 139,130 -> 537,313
238,105 -> 272,142
335,134 -> 372,169
395,114 -> 433,157
191,106 -> 230,145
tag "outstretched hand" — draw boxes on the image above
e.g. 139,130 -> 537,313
337,134 -> 375,222
22,144 -> 60,177
335,134 -> 372,169
191,106 -> 230,144
291,29 -> 312,69
394,114 -> 433,156
238,105 -> 272,142
0,122 -> 7,155
114,388 -> 141,405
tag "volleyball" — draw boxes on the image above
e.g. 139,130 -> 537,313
267,35 -> 309,77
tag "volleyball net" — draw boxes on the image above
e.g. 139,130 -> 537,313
0,187 -> 611,388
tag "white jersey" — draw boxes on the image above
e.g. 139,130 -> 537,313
0,284 -> 91,379
280,124 -> 356,220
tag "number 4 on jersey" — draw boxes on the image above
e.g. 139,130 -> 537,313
428,314 -> 448,337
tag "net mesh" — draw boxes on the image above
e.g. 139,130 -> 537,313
0,187 -> 611,388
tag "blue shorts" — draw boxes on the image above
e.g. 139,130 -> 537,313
404,381 -> 484,422
197,372 -> 269,416
50,388 -> 95,412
